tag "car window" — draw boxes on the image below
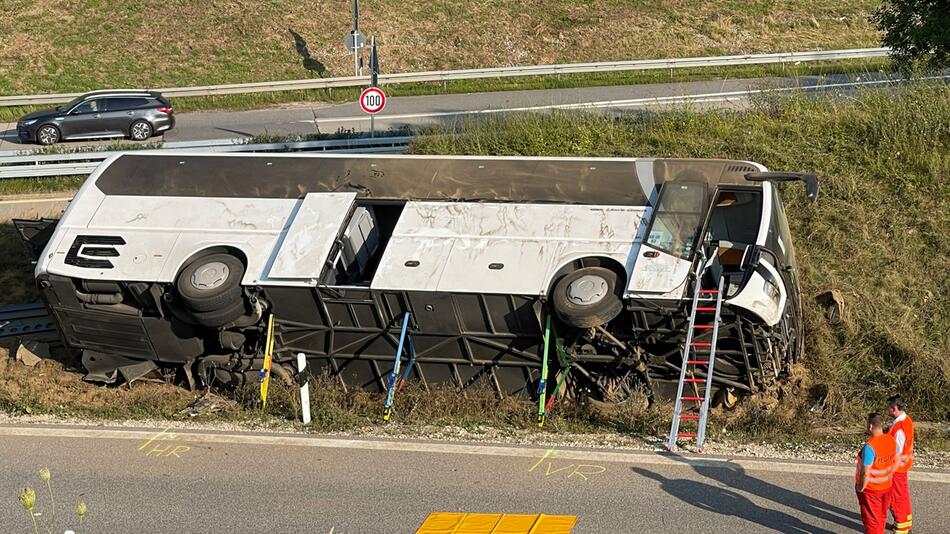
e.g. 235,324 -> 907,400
105,98 -> 150,111
71,99 -> 103,114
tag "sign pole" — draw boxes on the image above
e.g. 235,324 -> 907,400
369,35 -> 378,137
359,86 -> 386,135
352,0 -> 361,76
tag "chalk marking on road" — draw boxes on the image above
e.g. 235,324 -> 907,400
528,448 -> 558,472
135,426 -> 192,459
528,448 -> 606,481
301,75 -> 950,125
3,425 -> 949,483
137,426 -> 174,450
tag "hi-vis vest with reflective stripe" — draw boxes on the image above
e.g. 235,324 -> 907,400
888,415 -> 914,473
855,434 -> 898,492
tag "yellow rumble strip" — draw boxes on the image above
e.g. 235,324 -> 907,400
416,512 -> 577,533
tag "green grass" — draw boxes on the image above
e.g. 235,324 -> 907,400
1,81 -> 947,448
410,82 -> 950,428
0,177 -> 84,195
0,1 -> 880,98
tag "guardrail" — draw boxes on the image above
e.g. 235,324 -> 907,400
0,135 -> 414,179
0,47 -> 890,107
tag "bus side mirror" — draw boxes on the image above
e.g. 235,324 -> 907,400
740,244 -> 761,271
744,172 -> 819,202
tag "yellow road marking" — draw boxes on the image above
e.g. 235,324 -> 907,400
417,513 -> 576,534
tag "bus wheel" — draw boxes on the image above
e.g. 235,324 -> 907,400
176,253 -> 244,312
551,267 -> 623,329
189,299 -> 247,328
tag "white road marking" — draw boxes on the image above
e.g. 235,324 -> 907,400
1,424 -> 948,483
302,76 -> 950,125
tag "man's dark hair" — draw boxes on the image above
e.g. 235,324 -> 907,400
868,412 -> 885,429
887,394 -> 906,411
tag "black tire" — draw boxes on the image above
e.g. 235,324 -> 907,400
551,266 -> 623,329
36,125 -> 60,145
189,299 -> 246,328
176,253 -> 244,312
129,120 -> 153,141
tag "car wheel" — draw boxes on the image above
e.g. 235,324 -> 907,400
175,253 -> 245,312
36,125 -> 60,145
129,120 -> 153,141
551,266 -> 624,329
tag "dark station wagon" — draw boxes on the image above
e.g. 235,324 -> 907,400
16,90 -> 175,145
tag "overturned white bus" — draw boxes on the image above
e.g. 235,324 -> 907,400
20,152 -> 817,405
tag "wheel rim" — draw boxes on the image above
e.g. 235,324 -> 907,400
38,127 -> 57,144
131,122 -> 150,140
566,274 -> 608,305
190,261 -> 230,291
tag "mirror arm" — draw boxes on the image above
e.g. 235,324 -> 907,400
744,172 -> 819,202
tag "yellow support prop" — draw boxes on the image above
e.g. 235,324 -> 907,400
260,314 -> 275,411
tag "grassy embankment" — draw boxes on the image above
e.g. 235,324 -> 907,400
0,1 -> 882,120
410,83 -> 950,437
1,83 -> 947,448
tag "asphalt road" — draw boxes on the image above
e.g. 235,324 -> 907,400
0,72 -> 912,152
1,425 -> 948,533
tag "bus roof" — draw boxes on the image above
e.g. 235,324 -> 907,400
93,152 -> 765,205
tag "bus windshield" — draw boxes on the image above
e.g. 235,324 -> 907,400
645,181 -> 708,259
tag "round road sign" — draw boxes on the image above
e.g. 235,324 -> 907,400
359,87 -> 386,114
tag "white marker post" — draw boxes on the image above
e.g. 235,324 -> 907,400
297,352 -> 311,425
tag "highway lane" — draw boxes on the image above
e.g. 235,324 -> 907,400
1,424 -> 948,532
0,73 -> 907,152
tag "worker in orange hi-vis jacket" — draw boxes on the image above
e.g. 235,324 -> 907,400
855,412 -> 898,534
887,394 -> 914,533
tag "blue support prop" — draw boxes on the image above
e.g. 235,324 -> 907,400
398,332 -> 417,391
383,311 -> 411,420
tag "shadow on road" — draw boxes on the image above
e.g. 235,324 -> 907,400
632,467 -> 836,533
214,127 -> 256,138
632,459 -> 864,533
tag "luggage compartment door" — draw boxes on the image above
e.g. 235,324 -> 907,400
265,192 -> 357,281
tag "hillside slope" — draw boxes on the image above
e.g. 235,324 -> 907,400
410,83 -> 950,424
1,0 -> 879,95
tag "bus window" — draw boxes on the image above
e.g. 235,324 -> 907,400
645,182 -> 707,259
767,185 -> 797,269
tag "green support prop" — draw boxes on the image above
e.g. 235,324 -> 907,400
537,314 -> 551,427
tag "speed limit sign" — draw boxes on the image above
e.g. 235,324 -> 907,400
359,87 -> 386,114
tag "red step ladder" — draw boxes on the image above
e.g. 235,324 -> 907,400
666,275 -> 725,452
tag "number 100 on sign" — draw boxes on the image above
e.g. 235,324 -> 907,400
360,87 -> 386,114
